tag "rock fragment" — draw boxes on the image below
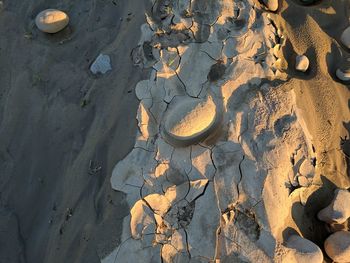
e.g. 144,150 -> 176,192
35,9 -> 69,33
283,235 -> 323,263
336,68 -> 350,82
317,189 -> 350,224
295,55 -> 309,72
324,231 -> 350,263
90,54 -> 112,75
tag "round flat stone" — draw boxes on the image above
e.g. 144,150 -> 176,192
295,55 -> 309,72
325,231 -> 350,263
35,9 -> 69,33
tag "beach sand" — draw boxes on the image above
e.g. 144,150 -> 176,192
0,0 -> 349,262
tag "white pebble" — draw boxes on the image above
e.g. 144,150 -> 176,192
35,9 -> 69,34
90,54 -> 112,75
295,55 -> 309,72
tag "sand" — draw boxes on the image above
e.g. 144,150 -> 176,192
0,0 -> 151,262
0,0 -> 349,263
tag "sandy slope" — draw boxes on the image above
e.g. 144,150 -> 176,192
0,1 -> 151,262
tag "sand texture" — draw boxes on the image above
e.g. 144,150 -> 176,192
0,0 -> 350,263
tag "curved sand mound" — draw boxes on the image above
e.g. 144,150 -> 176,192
163,95 -> 221,147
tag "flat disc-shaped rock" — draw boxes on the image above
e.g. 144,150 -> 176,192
283,235 -> 323,263
295,55 -> 309,72
162,95 -> 221,147
35,9 -> 69,33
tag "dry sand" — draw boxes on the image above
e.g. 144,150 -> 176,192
0,0 -> 349,263
0,0 -> 151,262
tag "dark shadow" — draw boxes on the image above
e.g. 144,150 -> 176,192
340,100 -> 350,177
291,175 -> 337,248
283,44 -> 318,80
282,227 -> 299,242
290,0 -> 322,6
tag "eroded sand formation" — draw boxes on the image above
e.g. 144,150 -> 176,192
100,0 -> 350,262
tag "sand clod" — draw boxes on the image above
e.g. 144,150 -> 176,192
283,235 -> 323,263
262,0 -> 279,12
295,55 -> 309,72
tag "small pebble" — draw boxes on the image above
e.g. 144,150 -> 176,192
295,55 -> 309,72
90,54 -> 112,75
324,231 -> 350,263
318,189 -> 350,224
336,68 -> 350,82
340,26 -> 350,49
35,9 -> 69,34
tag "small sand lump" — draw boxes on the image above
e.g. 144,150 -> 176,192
318,189 -> 350,224
263,0 -> 279,12
35,9 -> 69,34
282,235 -> 323,263
340,26 -> 350,49
295,55 -> 309,72
324,231 -> 350,263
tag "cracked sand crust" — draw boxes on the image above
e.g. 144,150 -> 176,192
101,0 -> 344,262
